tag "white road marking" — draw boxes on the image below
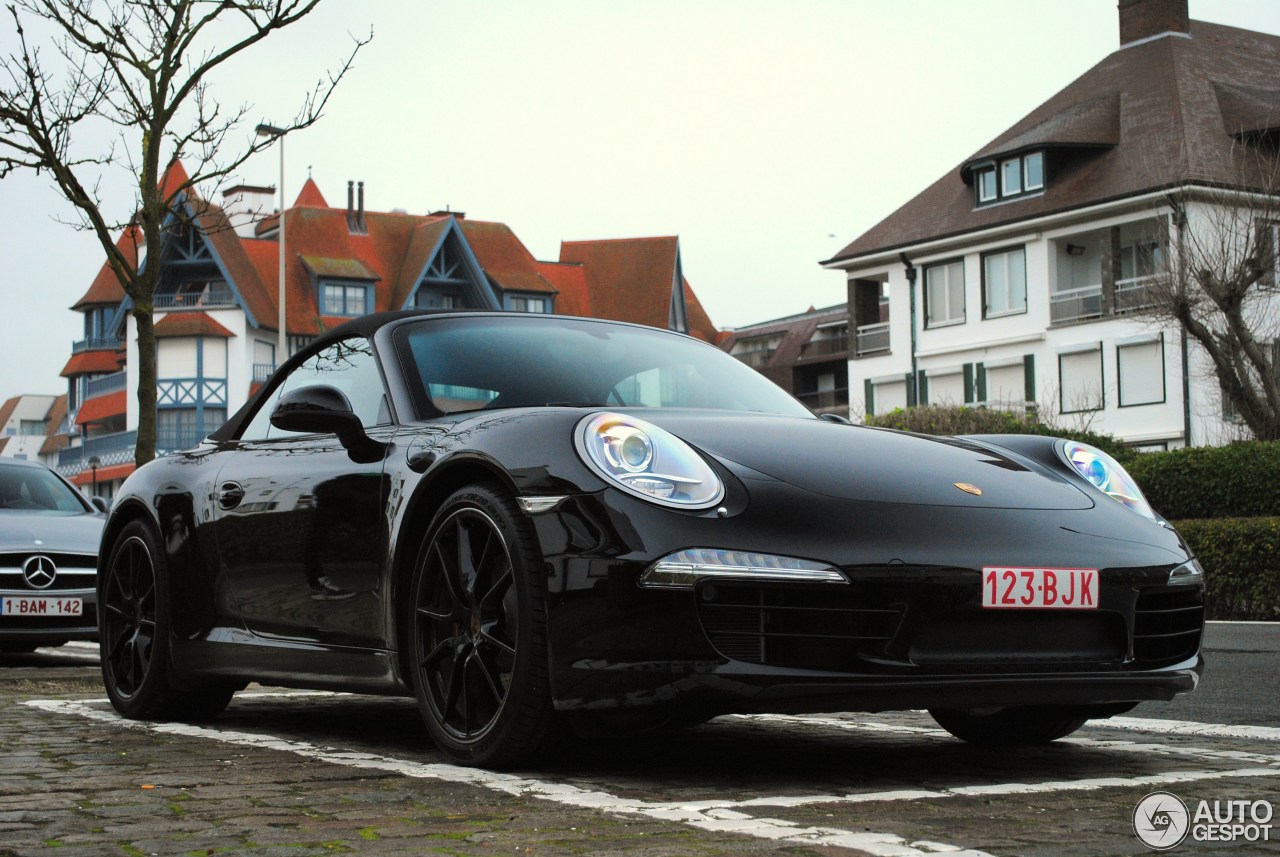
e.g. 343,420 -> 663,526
26,698 -> 992,857
1092,716 -> 1280,742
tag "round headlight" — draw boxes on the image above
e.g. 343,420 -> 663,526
576,412 -> 725,509
1061,440 -> 1156,520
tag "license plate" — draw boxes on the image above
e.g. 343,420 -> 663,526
0,596 -> 83,617
982,567 -> 1098,610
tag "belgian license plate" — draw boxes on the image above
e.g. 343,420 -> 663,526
0,596 -> 83,617
982,567 -> 1098,610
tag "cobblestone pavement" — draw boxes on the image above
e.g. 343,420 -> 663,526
1,646 -> 1278,856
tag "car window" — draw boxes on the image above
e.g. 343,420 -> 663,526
240,337 -> 389,440
394,316 -> 813,418
0,466 -> 87,513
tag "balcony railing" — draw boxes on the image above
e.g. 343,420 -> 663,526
799,336 -> 848,360
854,322 -> 890,357
796,388 -> 850,410
71,336 -> 123,353
154,284 -> 235,310
732,348 -> 776,369
84,370 -> 127,399
1050,284 -> 1103,324
157,428 -> 211,454
1115,275 -> 1160,314
252,363 -> 277,383
58,430 -> 138,473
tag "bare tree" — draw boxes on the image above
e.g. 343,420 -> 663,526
1144,141 -> 1280,441
0,1 -> 369,464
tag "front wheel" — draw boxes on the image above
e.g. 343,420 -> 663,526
100,520 -> 233,721
408,483 -> 558,768
929,706 -> 1088,746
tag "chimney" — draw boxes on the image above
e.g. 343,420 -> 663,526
346,180 -> 356,230
221,184 -> 277,238
357,181 -> 366,232
1118,0 -> 1189,46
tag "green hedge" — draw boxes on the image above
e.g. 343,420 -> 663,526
1127,441 -> 1280,520
864,405 -> 1134,463
1174,517 -> 1280,621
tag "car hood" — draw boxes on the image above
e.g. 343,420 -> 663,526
0,512 -> 105,554
646,413 -> 1094,510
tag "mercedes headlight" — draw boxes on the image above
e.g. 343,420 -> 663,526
1060,440 -> 1156,520
576,412 -> 724,509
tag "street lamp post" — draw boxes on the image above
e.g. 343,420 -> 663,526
87,455 -> 101,497
255,123 -> 288,371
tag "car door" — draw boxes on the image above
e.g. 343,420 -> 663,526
211,336 -> 396,648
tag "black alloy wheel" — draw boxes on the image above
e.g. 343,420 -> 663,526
409,483 -> 557,767
100,520 -> 233,720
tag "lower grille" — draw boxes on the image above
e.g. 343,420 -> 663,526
1133,586 -> 1204,667
696,582 -> 903,670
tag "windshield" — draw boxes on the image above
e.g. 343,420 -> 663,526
0,465 -> 89,514
394,315 -> 812,419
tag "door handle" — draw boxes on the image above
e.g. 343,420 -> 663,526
217,481 -> 245,511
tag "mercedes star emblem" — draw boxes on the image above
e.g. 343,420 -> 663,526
22,555 -> 57,589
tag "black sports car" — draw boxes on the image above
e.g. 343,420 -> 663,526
98,311 -> 1204,766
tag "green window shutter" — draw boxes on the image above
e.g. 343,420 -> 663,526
963,363 -> 974,403
975,362 -> 987,403
1023,353 -> 1036,403
918,370 -> 929,405
864,378 -> 874,417
905,372 -> 917,407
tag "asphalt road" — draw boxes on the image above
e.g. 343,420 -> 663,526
1,623 -> 1277,857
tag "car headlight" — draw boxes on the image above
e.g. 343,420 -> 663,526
576,412 -> 725,509
1060,440 -> 1156,520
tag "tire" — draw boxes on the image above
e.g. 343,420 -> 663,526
929,706 -> 1088,746
408,483 -> 558,767
100,520 -> 234,721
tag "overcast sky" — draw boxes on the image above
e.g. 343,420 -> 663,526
2,0 -> 1278,403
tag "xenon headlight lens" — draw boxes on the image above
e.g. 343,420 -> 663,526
576,412 -> 725,509
1061,440 -> 1156,520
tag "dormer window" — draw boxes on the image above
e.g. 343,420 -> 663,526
321,282 -> 370,317
975,150 -> 1045,206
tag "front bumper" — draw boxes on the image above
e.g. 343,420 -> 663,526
0,588 -> 99,645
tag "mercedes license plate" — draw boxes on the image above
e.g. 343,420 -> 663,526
0,596 -> 83,617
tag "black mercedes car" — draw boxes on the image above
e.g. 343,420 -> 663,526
98,311 -> 1204,766
1,458 -> 105,652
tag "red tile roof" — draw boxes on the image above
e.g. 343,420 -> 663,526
75,390 -> 126,426
60,350 -> 124,378
39,395 -> 68,456
558,237 -> 717,341
829,20 -> 1280,264
535,261 -> 590,316
0,397 -> 18,432
154,312 -> 235,338
72,226 -> 141,310
293,178 -> 329,209
460,220 -> 558,295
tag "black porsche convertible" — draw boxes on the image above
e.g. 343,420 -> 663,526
98,311 -> 1204,766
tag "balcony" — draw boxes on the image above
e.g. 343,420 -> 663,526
732,348 -> 776,369
799,336 -> 848,360
854,323 -> 890,357
1050,284 -> 1103,324
796,388 -> 849,411
157,428 -> 211,454
71,336 -> 123,353
252,363 -> 277,383
1116,275 -> 1160,314
154,283 -> 235,310
58,430 -> 137,473
84,370 -> 126,399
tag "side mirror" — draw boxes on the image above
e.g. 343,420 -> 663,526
270,385 -> 388,463
91,496 -> 110,514
818,412 -> 852,425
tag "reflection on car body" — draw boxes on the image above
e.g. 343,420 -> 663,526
97,311 -> 1204,767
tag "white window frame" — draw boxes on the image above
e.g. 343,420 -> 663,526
923,259 -> 965,328
982,247 -> 1027,318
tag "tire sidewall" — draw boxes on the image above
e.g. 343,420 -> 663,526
408,483 -> 549,765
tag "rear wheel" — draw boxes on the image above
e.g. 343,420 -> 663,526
929,706 -> 1088,746
408,483 -> 558,767
100,520 -> 233,721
